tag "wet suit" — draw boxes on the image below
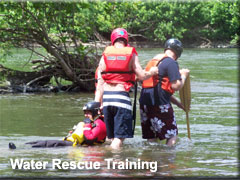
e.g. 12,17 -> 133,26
25,140 -> 73,148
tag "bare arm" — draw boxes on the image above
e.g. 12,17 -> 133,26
171,79 -> 183,91
171,68 -> 190,91
94,57 -> 105,103
132,54 -> 158,81
170,96 -> 185,111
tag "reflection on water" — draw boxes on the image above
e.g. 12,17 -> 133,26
0,48 -> 238,177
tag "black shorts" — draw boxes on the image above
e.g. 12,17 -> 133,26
103,91 -> 133,139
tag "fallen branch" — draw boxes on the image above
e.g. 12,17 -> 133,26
26,75 -> 51,87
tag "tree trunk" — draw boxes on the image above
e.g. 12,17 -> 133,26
0,64 -> 96,93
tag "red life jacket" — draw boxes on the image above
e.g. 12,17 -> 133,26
101,46 -> 136,91
142,54 -> 175,94
83,116 -> 106,145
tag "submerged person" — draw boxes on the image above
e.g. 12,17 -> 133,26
9,101 -> 107,149
139,38 -> 190,146
95,28 -> 158,149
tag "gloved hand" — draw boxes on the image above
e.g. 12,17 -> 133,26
83,118 -> 91,124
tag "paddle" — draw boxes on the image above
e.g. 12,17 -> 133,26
179,74 -> 191,139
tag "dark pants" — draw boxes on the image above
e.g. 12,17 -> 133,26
26,140 -> 73,148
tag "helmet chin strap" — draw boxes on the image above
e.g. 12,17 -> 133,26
91,114 -> 100,122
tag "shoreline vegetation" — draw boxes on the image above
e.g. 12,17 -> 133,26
0,1 -> 239,94
15,40 -> 238,50
0,41 -> 238,94
83,40 -> 239,49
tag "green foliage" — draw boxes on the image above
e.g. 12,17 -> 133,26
91,0 -> 238,44
202,0 -> 240,41
0,0 -> 238,61
0,0 -> 238,89
0,2 -> 96,48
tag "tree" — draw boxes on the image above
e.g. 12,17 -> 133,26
0,2 -> 101,91
0,1 -> 238,93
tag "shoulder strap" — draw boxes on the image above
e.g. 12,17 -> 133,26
153,54 -> 168,66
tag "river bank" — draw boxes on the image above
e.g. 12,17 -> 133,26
84,40 -> 239,49
0,43 -> 238,94
14,39 -> 239,49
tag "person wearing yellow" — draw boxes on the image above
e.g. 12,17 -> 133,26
9,102 -> 106,149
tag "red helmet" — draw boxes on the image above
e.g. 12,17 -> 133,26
111,28 -> 128,45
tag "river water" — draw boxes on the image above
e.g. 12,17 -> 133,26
0,48 -> 238,178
